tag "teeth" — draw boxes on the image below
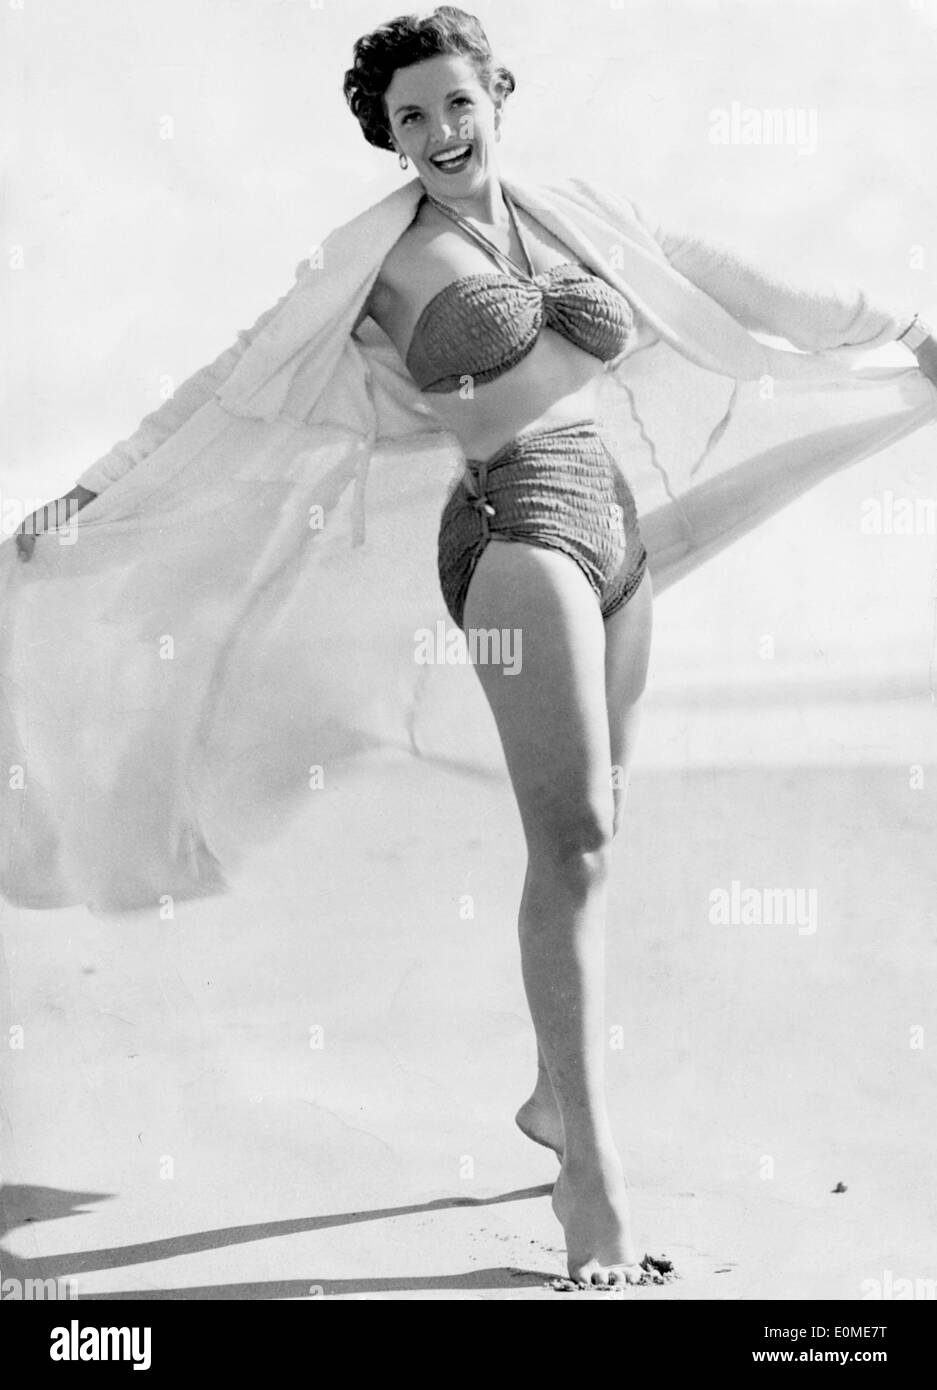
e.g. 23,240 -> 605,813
432,144 -> 471,165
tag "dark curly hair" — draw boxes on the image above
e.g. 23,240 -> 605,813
343,6 -> 516,153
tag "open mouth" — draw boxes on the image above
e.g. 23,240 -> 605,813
428,143 -> 473,173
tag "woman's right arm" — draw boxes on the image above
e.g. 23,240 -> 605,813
75,260 -> 318,495
14,484 -> 99,561
12,257 -> 322,560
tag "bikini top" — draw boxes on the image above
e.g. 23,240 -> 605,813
404,190 -> 635,394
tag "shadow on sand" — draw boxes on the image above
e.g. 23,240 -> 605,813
0,1181 -> 556,1298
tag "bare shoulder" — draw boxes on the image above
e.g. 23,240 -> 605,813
377,202 -> 445,298
360,202 -> 447,333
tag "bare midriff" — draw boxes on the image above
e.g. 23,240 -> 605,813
415,329 -> 608,462
368,208 -> 613,465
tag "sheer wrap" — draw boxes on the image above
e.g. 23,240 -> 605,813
2,172 -> 935,910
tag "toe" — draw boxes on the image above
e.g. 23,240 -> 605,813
569,1258 -> 645,1289
569,1259 -> 601,1287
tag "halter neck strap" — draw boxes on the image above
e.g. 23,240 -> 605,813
423,187 -> 537,282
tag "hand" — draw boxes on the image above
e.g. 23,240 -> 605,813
14,530 -> 38,562
912,335 -> 937,392
13,485 -> 98,562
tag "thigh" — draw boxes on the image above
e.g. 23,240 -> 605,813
461,538 -> 614,855
604,567 -> 653,803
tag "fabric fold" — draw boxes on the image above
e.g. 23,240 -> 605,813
2,170 -> 935,911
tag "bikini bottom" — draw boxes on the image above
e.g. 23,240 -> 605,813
437,417 -> 649,631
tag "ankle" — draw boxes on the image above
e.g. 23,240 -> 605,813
560,1136 -> 624,1178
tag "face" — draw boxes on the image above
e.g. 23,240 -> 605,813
384,52 -> 501,197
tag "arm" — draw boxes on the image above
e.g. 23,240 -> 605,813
14,484 -> 99,561
626,196 -> 918,354
901,315 -> 937,391
74,258 -> 314,496
11,259 -> 313,560
13,262 -> 375,560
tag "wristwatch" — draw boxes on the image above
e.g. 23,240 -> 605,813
896,313 -> 932,352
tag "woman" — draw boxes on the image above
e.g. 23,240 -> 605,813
343,16 -> 654,1289
8,7 -> 937,1288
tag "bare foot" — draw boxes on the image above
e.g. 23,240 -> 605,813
551,1154 -> 643,1287
515,1086 -> 564,1158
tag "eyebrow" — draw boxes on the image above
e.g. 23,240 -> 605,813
391,88 -> 471,116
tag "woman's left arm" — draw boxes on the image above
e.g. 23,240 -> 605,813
908,327 -> 937,390
626,196 -> 931,363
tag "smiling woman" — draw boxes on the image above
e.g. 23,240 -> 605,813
342,11 -> 663,1285
339,5 -> 934,1295
343,7 -> 515,153
4,2 -> 936,1301
337,4 -> 937,1291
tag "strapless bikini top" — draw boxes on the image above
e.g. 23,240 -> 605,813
404,192 -> 635,394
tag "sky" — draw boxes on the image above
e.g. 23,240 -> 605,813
3,0 -> 937,714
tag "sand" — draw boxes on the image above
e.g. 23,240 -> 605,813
3,455 -> 937,1300
2,736 -> 935,1300
4,0 -> 937,1306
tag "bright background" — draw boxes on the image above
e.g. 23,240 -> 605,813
3,2 -> 937,1301
4,0 -> 937,765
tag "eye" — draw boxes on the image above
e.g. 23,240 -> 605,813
400,111 -> 421,125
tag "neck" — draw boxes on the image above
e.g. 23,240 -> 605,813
422,175 -> 508,225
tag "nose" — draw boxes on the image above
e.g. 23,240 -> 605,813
426,113 -> 456,147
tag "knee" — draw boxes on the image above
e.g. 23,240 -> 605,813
528,804 -> 614,885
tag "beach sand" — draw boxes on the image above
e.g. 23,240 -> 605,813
3,454 -> 937,1300
4,0 -> 937,1308
2,743 -> 935,1301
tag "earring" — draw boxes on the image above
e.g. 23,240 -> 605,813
398,152 -> 409,169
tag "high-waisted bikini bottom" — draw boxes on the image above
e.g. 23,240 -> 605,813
437,417 -> 648,631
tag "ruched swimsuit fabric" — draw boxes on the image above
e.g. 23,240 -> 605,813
438,418 -> 648,630
415,189 -> 646,629
406,262 -> 636,393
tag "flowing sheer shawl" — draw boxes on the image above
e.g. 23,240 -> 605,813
1,172 -> 935,910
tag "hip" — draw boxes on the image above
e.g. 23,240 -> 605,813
443,416 -> 636,519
